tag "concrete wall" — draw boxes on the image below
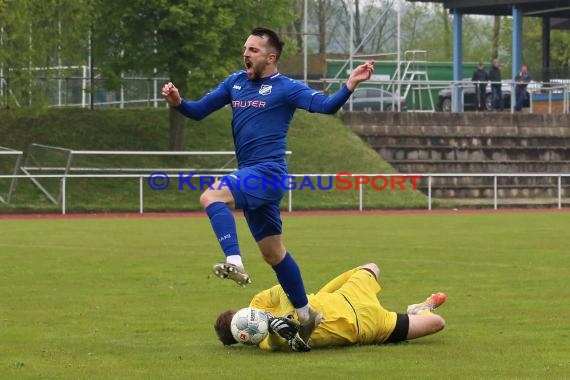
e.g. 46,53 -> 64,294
342,112 -> 570,199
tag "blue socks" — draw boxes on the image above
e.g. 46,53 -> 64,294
205,202 -> 240,257
206,203 -> 308,311
272,252 -> 308,309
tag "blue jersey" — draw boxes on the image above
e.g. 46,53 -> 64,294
176,71 -> 352,169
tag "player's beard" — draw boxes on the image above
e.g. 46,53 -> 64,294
245,60 -> 265,80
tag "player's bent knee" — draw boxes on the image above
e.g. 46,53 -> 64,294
257,236 -> 286,266
434,315 -> 446,332
259,246 -> 286,266
261,252 -> 283,266
360,263 -> 380,279
199,191 -> 213,209
427,315 -> 446,334
200,189 -> 227,209
200,184 -> 235,209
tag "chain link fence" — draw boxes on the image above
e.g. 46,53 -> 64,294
0,66 -> 168,109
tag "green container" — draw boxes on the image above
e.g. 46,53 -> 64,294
327,59 -> 479,110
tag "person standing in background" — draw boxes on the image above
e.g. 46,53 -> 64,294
472,62 -> 489,111
489,59 -> 503,111
514,64 -> 531,112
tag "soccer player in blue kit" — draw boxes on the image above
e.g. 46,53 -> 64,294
162,27 -> 374,346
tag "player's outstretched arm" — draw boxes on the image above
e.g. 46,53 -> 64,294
161,80 -> 230,120
300,60 -> 375,114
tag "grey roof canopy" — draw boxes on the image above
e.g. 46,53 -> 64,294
407,0 -> 570,28
406,0 -> 569,96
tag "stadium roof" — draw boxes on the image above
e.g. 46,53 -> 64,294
407,0 -> 570,28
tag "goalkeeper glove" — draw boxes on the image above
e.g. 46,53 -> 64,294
268,316 -> 300,341
288,333 -> 311,352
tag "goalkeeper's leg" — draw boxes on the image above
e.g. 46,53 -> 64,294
406,313 -> 446,340
406,293 -> 447,340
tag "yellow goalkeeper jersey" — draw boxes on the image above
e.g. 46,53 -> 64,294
250,268 -> 397,350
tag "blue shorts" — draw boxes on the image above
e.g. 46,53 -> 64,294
223,162 -> 287,242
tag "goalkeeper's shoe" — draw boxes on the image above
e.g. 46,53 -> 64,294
299,308 -> 324,343
212,263 -> 252,287
406,292 -> 447,315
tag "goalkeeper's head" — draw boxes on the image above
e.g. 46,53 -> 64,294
214,310 -> 238,345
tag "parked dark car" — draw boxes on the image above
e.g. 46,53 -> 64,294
342,88 -> 407,112
437,80 -> 529,112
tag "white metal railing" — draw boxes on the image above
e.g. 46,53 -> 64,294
0,173 -> 568,215
315,77 -> 570,114
0,147 -> 23,203
21,145 -> 293,205
1,67 -> 169,109
5,67 -> 570,113
421,173 -> 569,211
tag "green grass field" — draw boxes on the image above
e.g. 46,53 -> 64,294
1,212 -> 569,379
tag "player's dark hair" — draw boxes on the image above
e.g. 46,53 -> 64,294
214,310 -> 238,346
251,27 -> 284,61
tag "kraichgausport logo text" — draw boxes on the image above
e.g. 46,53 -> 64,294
147,172 -> 422,191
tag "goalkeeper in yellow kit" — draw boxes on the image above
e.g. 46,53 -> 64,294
214,263 -> 446,351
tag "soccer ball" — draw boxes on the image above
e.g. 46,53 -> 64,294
230,307 -> 269,345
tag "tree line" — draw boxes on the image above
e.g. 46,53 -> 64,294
1,0 -> 569,147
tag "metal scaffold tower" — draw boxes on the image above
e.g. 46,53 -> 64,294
392,50 -> 435,112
